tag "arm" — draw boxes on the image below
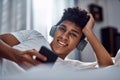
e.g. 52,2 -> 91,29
0,33 -> 20,60
0,33 -> 20,47
82,13 -> 113,67
0,33 -> 46,68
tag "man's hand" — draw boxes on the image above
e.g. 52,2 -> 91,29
0,34 -> 47,69
14,49 -> 47,69
82,13 -> 95,34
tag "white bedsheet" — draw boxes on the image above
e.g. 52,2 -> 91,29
0,63 -> 120,80
0,49 -> 120,80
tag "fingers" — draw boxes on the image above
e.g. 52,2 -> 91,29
82,13 -> 95,34
85,13 -> 95,28
87,13 -> 95,21
34,49 -> 47,61
21,49 -> 47,65
19,61 -> 43,69
17,49 -> 47,68
82,9 -> 93,19
28,49 -> 47,61
22,53 -> 40,64
19,53 -> 43,69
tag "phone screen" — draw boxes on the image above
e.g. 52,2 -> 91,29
36,46 -> 58,63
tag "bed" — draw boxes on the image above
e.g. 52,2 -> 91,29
0,49 -> 120,80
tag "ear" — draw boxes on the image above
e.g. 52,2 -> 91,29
49,25 -> 57,37
77,39 -> 87,51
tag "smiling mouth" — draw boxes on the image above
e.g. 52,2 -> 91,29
57,40 -> 68,47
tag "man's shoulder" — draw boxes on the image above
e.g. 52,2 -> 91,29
11,30 -> 44,43
11,30 -> 42,36
12,30 -> 50,51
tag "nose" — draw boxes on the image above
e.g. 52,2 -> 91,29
60,32 -> 69,41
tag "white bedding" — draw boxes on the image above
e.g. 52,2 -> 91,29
0,62 -> 120,80
0,49 -> 120,80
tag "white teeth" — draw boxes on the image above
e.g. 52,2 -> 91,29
58,41 -> 66,46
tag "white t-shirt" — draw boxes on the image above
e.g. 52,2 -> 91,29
0,30 -> 97,76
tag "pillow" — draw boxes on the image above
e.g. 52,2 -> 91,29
114,49 -> 120,66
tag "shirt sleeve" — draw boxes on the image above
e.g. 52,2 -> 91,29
11,30 -> 43,43
11,30 -> 50,51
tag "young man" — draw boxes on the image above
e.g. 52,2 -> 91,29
0,7 -> 113,72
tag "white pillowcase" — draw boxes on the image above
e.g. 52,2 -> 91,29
114,49 -> 120,66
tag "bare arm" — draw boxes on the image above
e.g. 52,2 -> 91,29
0,33 -> 20,60
0,33 -> 46,68
82,13 -> 113,67
0,33 -> 20,46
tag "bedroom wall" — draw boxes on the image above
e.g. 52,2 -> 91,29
75,0 -> 120,62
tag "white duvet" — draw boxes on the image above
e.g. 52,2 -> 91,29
0,49 -> 120,80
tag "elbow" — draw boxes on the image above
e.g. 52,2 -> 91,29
98,60 -> 114,67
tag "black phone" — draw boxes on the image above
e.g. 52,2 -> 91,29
36,46 -> 58,63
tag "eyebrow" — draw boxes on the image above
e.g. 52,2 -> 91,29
60,24 -> 80,35
59,24 -> 66,27
71,30 -> 80,35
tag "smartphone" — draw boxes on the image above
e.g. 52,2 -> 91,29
36,46 -> 58,63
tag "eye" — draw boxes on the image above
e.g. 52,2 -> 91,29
70,32 -> 77,37
58,26 -> 66,32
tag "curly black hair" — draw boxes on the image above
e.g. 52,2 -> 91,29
56,7 -> 89,39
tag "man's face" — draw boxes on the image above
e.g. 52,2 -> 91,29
50,20 -> 82,59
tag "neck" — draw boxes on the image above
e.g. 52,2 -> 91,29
58,54 -> 66,60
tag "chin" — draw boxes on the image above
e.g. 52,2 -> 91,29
54,49 -> 63,54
